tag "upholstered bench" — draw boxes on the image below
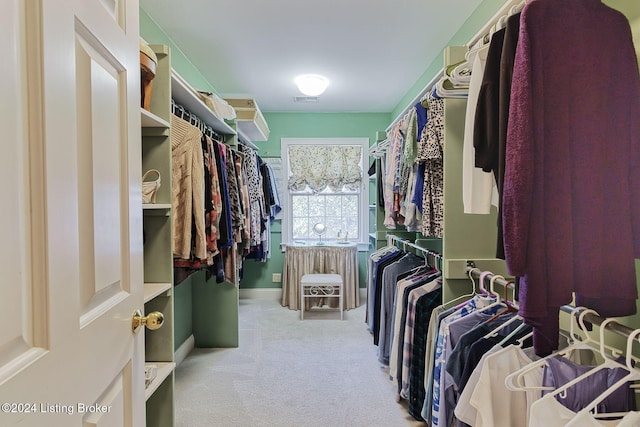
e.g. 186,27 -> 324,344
300,274 -> 343,320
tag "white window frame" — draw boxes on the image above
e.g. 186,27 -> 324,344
281,137 -> 369,249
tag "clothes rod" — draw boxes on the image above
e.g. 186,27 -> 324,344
385,70 -> 443,133
237,128 -> 259,150
386,235 -> 440,256
559,305 -> 637,341
385,0 -> 523,134
466,0 -> 524,48
465,265 -> 637,341
466,264 -> 515,291
171,98 -> 222,141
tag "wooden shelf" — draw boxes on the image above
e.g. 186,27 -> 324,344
141,108 -> 170,128
224,97 -> 270,141
144,362 -> 176,401
171,70 -> 236,135
144,283 -> 172,303
143,204 -> 171,216
143,203 -> 171,210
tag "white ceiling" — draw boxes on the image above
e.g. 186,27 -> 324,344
140,0 -> 484,113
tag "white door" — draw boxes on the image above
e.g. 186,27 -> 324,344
0,0 -> 145,426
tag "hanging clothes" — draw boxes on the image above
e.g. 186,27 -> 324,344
224,147 -> 244,244
473,12 -> 521,260
376,252 -> 424,354
461,42 -> 498,215
416,90 -> 445,238
502,0 -> 640,356
211,141 -> 231,250
405,283 -> 443,420
170,114 -> 206,261
366,245 -> 401,330
239,144 -> 264,249
430,294 -> 504,427
262,161 -> 282,221
390,272 -> 440,394
203,135 -> 223,260
383,122 -> 403,228
169,103 -> 267,285
456,344 -> 537,427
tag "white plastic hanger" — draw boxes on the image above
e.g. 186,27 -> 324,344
443,267 -> 480,309
579,328 -> 640,419
510,0 -> 526,16
483,314 -> 523,339
505,307 -> 600,391
472,273 -> 505,314
506,309 -> 631,394
496,13 -> 509,31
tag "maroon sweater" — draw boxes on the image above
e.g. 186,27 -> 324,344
503,0 -> 640,355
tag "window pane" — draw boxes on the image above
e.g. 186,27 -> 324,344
325,196 -> 341,215
292,218 -> 309,239
292,196 -> 308,217
290,192 -> 360,241
308,196 -> 325,217
343,196 -> 358,215
345,215 -> 358,238
325,217 -> 343,239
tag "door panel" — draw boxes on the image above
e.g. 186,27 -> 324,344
0,0 -> 46,387
76,28 -> 128,324
83,370 -> 128,427
0,0 -> 144,425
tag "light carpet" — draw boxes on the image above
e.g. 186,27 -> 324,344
175,298 -> 426,427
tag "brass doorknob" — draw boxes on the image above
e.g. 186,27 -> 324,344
132,309 -> 164,333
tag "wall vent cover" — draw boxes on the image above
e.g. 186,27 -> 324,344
293,96 -> 319,103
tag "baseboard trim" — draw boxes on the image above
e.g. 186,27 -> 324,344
175,334 -> 195,366
239,288 -> 282,300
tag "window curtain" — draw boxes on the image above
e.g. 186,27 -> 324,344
287,145 -> 362,193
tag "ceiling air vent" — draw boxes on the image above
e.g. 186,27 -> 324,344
293,96 -> 319,103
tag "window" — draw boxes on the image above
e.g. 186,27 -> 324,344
281,138 -> 369,245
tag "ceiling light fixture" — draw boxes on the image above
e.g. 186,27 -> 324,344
294,74 -> 329,97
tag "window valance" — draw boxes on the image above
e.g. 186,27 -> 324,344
287,145 -> 362,193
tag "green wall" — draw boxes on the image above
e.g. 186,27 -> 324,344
241,112 -> 390,290
173,274 -> 193,351
257,112 -> 390,158
140,9 -> 217,94
390,0 -> 506,120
